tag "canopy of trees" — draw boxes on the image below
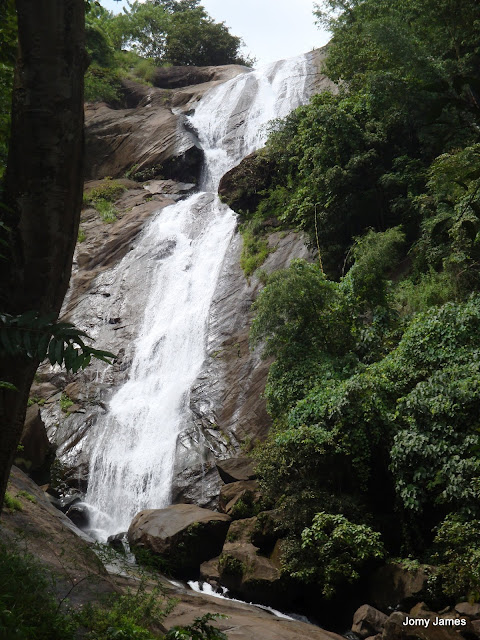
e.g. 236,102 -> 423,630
82,0 -> 253,104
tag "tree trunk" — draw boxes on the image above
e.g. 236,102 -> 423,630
0,0 -> 85,513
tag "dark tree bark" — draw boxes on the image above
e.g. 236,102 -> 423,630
0,0 -> 85,512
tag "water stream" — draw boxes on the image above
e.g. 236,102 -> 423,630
83,54 -> 312,540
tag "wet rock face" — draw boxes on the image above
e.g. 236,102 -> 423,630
176,230 -> 314,505
37,57 -> 317,511
128,504 -> 231,577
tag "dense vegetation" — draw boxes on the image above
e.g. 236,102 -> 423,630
83,0 -> 252,104
243,0 -> 480,603
0,539 -> 227,640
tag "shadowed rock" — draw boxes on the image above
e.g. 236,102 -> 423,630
128,504 -> 231,577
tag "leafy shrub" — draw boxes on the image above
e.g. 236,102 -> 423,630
165,613 -> 227,640
83,179 -> 126,223
390,363 -> 480,515
84,179 -> 127,205
0,541 -> 75,639
84,65 -> 122,105
218,554 -> 244,577
284,512 -> 384,597
395,269 -> 458,315
76,582 -> 173,640
432,515 -> 480,602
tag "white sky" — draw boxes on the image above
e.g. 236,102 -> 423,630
101,0 -> 330,66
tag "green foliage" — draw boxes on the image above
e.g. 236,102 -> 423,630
60,393 -> 74,413
0,310 -> 115,373
229,493 -> 259,520
240,226 -> 272,278
245,0 -> 480,601
415,144 -> 480,293
0,541 -> 75,639
394,269 -> 458,315
16,490 -> 36,503
0,539 -> 227,640
164,613 -> 228,640
284,512 -> 384,597
432,515 -> 480,602
390,362 -> 480,515
218,553 -> 244,577
84,179 -> 127,204
84,179 -> 126,223
164,9 -> 248,66
76,582 -> 172,640
3,491 -> 22,512
344,226 -> 405,309
112,0 -> 250,67
78,226 -> 87,243
84,64 -> 123,104
95,199 -> 118,223
251,260 -> 353,360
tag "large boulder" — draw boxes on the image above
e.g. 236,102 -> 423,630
200,517 -> 289,608
216,456 -> 256,484
202,538 -> 287,608
352,605 -> 388,638
219,480 -> 260,517
127,504 -> 231,577
369,562 -> 431,611
382,611 -> 471,640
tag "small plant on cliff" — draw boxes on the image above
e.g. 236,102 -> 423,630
3,490 -> 22,511
431,514 -> 480,602
240,225 -> 272,278
218,553 -> 244,577
60,393 -> 74,414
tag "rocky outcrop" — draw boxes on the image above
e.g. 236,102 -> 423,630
200,516 -> 289,608
369,562 -> 430,611
218,150 -> 277,215
176,230 -> 314,505
219,480 -> 261,517
216,456 -> 257,483
15,404 -> 54,480
128,504 -> 231,576
153,64 -> 248,90
352,605 -> 389,638
2,466 -> 117,607
85,65 -> 248,181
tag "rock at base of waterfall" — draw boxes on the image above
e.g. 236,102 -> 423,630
201,533 -> 288,608
200,516 -> 290,608
352,605 -> 388,638
381,611 -> 470,640
368,561 -> 430,611
216,456 -> 257,484
218,480 -> 261,517
127,504 -> 231,577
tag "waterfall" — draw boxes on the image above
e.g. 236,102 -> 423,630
83,54 -> 312,540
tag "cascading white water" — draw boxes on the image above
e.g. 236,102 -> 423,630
83,54 -> 311,539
